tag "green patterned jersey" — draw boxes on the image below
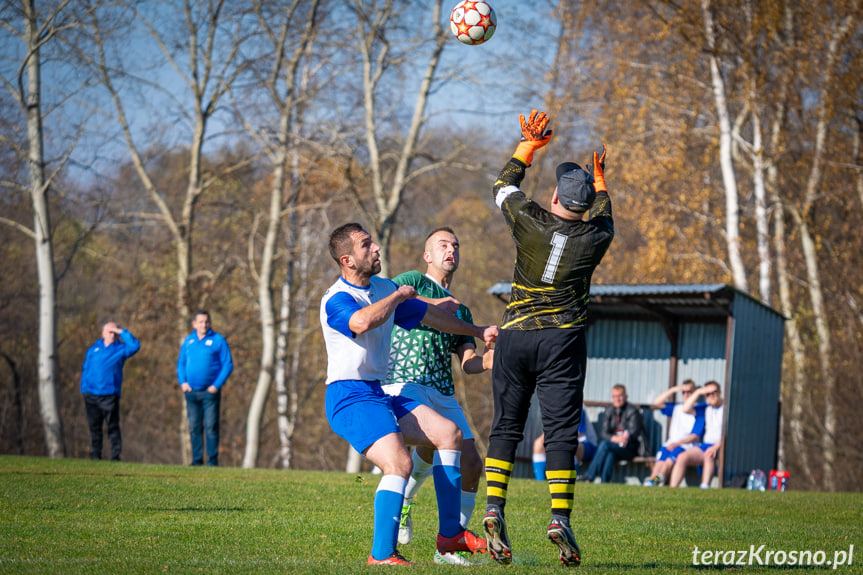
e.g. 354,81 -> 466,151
493,157 -> 614,330
385,270 -> 475,396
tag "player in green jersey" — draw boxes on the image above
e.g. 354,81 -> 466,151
384,227 -> 494,566
483,110 -> 614,567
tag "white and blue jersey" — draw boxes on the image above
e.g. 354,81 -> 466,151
320,275 -> 428,454
320,276 -> 426,385
661,401 -> 704,447
694,403 -> 724,446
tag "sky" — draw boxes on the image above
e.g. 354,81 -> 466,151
430,1 -> 561,129
25,0 -> 563,187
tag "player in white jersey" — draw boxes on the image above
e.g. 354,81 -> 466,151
320,223 -> 497,566
669,381 -> 725,489
643,379 -> 704,486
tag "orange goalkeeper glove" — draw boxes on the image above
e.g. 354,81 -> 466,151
513,109 -> 552,167
588,144 -> 607,193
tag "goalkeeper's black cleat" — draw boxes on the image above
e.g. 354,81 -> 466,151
547,517 -> 581,567
483,506 -> 512,565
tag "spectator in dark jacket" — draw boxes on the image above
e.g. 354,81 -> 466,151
579,384 -> 644,483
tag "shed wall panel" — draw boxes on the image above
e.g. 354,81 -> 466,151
722,295 -> 785,481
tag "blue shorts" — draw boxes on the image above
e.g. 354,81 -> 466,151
696,442 -> 714,452
325,380 -> 421,454
580,441 -> 596,462
656,445 -> 687,462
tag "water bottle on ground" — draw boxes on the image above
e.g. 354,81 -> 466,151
746,469 -> 766,491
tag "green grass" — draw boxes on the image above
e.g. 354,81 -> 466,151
0,456 -> 860,574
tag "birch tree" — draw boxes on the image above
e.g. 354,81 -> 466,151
239,0 -> 321,469
273,207 -> 330,469
786,5 -> 858,491
753,2 -> 816,481
0,0 -> 89,458
701,0 -> 748,292
345,0 -> 457,277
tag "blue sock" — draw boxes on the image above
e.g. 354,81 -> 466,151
433,449 -> 462,538
371,475 -> 406,560
533,454 -> 547,481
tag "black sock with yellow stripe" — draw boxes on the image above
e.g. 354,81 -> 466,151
485,440 -> 517,511
546,450 -> 576,521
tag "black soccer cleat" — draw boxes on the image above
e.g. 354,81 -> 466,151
547,518 -> 581,567
483,506 -> 512,565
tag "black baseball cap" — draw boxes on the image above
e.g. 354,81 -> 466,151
555,162 -> 596,212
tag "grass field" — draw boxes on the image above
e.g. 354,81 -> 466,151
1,455 -> 860,573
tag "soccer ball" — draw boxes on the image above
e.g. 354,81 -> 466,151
449,1 -> 496,46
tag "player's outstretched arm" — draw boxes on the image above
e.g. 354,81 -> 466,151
458,343 -> 494,374
418,295 -> 461,316
493,110 -> 554,195
349,284 -> 417,335
513,109 -> 552,167
422,303 -> 498,342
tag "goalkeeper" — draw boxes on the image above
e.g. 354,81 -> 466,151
482,110 -> 614,567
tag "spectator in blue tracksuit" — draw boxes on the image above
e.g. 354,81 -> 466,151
177,310 -> 233,466
80,322 -> 141,461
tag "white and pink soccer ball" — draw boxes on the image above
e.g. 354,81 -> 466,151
449,1 -> 496,46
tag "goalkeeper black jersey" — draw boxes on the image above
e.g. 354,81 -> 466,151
493,158 -> 614,331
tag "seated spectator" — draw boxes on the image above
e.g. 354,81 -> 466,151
579,384 -> 645,483
643,379 -> 704,486
532,410 -> 597,481
669,381 -> 724,489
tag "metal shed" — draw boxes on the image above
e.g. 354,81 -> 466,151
485,282 -> 786,486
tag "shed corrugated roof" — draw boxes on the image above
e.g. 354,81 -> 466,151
486,282 -> 785,322
487,282 -> 729,297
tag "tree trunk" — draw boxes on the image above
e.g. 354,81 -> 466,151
764,0 -> 797,478
702,0 -> 748,292
355,0 -> 447,280
797,10 -> 856,490
285,215 -> 315,469
772,198 -> 815,486
176,236 -> 192,465
25,1 -> 64,458
242,139 -> 285,469
750,101 -> 770,304
244,0 -> 321,469
274,253 -> 292,469
741,0 -> 771,304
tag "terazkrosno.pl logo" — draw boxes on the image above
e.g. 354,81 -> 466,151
692,545 -> 854,569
